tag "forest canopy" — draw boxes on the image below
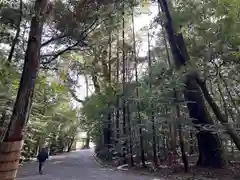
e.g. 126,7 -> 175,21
0,0 -> 240,179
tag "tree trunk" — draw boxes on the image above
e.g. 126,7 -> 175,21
121,8 -> 127,163
103,33 -> 112,154
175,91 -> 189,172
219,73 -> 240,115
7,0 -> 23,63
67,137 -> 75,152
91,58 -> 101,93
196,77 -> 240,150
0,1 -> 49,179
131,7 -> 146,168
217,83 -> 229,121
147,31 -> 158,167
107,33 -> 112,150
115,31 -> 120,145
85,132 -> 90,148
189,130 -> 195,155
126,103 -> 134,167
185,73 -> 226,167
158,0 -> 226,168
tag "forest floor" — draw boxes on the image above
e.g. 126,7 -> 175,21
17,149 -> 240,180
129,163 -> 240,180
106,155 -> 240,180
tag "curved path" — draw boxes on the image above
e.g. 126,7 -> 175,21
17,149 -> 162,180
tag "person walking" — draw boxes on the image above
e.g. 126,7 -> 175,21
37,147 -> 49,174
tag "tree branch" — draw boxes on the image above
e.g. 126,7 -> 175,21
41,40 -> 87,65
69,88 -> 84,103
196,75 -> 240,150
41,34 -> 66,47
40,17 -> 100,65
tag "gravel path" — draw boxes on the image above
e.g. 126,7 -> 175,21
17,149 -> 162,180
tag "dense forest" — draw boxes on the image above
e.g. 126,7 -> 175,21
0,0 -> 240,179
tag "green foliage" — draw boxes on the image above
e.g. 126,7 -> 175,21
22,74 -> 80,159
0,0 -> 239,171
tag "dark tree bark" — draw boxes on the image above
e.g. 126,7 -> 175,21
196,77 -> 240,151
218,83 -> 236,124
189,130 -> 195,155
115,31 -> 120,144
103,33 -> 112,150
126,103 -> 134,167
107,33 -> 112,149
158,0 -> 227,168
184,73 -> 226,167
67,137 -> 75,152
121,10 -> 127,163
7,0 -> 23,63
85,131 -> 90,149
91,58 -> 101,93
217,83 -> 229,121
175,91 -> 189,172
178,125 -> 189,172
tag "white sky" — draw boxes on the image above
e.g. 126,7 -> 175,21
72,4 -> 158,108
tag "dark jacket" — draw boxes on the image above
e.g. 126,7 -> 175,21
37,149 -> 49,162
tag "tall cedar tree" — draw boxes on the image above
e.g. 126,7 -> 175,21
0,0 -> 49,179
147,31 -> 158,167
115,31 -> 120,144
132,7 -> 146,168
121,6 -> 127,163
158,0 -> 226,167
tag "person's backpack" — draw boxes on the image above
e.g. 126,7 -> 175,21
37,150 -> 48,162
